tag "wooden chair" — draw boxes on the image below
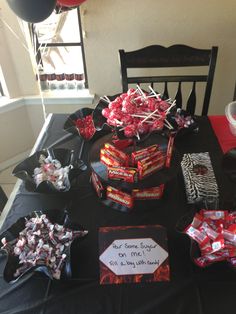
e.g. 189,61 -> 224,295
119,45 -> 218,115
0,186 -> 8,213
233,81 -> 236,101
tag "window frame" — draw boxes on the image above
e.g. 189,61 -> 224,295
30,7 -> 88,88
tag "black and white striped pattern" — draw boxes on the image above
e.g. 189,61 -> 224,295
181,152 -> 219,204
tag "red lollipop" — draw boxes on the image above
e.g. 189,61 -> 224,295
57,0 -> 86,7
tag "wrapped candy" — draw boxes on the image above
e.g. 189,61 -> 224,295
1,214 -> 88,280
183,209 -> 236,267
33,154 -> 71,191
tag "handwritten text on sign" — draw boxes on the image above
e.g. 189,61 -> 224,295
99,238 -> 168,275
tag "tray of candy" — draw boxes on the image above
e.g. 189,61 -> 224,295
89,132 -> 180,191
176,207 -> 236,268
12,148 -> 87,193
0,209 -> 88,283
93,87 -> 198,142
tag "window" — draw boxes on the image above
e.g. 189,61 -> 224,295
30,7 -> 88,91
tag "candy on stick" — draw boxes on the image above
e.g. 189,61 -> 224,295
99,86 -> 196,139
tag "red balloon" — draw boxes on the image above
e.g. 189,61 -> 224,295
57,0 -> 86,7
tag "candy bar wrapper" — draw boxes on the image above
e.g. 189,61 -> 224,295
138,156 -> 165,179
104,143 -> 129,166
132,184 -> 164,200
91,171 -> 105,199
131,144 -> 158,165
138,150 -> 164,166
107,166 -> 138,183
100,149 -> 123,167
106,186 -> 134,209
165,135 -> 174,168
181,152 -> 219,204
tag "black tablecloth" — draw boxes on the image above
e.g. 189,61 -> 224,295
0,115 -> 235,314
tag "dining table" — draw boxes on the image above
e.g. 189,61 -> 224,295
0,113 -> 236,314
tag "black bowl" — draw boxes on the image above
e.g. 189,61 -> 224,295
12,148 -> 87,193
0,209 -> 88,283
176,207 -> 234,268
64,107 -> 103,141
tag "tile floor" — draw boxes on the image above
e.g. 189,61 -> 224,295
0,165 -> 18,199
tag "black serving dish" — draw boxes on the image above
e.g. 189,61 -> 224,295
12,148 -> 87,193
0,209 -> 87,283
64,107 -> 109,142
176,207 -> 235,268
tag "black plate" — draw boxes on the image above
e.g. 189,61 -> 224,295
12,148 -> 87,193
0,209 -> 87,283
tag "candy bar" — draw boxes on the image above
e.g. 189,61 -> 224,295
199,222 -> 219,240
106,186 -> 133,209
165,135 -> 174,168
100,149 -> 123,167
185,225 -> 209,246
138,155 -> 165,179
201,210 -> 227,220
131,144 -> 158,165
137,150 -> 164,166
107,166 -> 138,183
104,143 -> 129,165
91,171 -> 105,199
132,185 -> 164,200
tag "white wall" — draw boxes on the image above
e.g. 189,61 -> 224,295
82,0 -> 236,114
1,0 -> 236,165
1,0 -> 236,113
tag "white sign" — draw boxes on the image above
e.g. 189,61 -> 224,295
99,238 -> 168,276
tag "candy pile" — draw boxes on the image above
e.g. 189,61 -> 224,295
75,114 -> 96,140
1,214 -> 88,280
184,210 -> 236,267
101,86 -> 194,139
33,154 -> 71,191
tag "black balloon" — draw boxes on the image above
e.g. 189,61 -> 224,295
6,0 -> 56,23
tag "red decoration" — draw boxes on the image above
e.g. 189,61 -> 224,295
57,0 -> 86,7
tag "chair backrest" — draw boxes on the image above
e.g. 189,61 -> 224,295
119,45 -> 218,116
0,186 -> 8,213
233,81 -> 236,101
